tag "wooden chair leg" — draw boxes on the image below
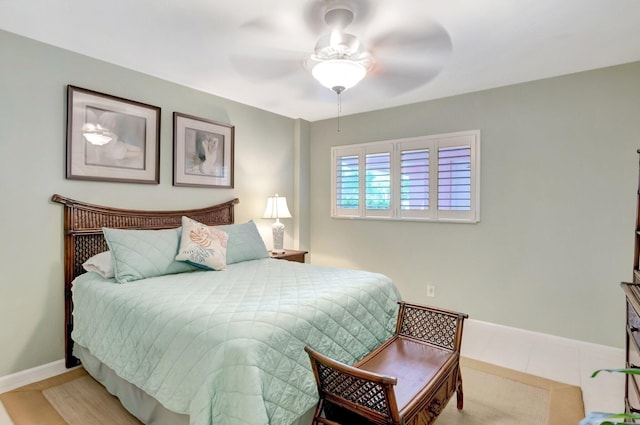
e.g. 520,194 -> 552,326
311,399 -> 322,425
313,399 -> 343,425
456,370 -> 464,410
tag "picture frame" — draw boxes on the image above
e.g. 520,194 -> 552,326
173,112 -> 234,188
66,85 -> 160,184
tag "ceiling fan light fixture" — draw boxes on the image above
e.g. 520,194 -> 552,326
312,58 -> 367,94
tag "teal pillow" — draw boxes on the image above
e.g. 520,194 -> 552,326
103,227 -> 198,283
216,220 -> 269,264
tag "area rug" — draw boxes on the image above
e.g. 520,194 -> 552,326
0,357 -> 584,425
438,357 -> 584,425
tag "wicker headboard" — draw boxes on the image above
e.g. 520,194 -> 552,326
51,194 -> 239,367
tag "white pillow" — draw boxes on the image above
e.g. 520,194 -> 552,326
175,216 -> 228,270
82,251 -> 115,278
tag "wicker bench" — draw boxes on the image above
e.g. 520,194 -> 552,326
305,302 -> 468,425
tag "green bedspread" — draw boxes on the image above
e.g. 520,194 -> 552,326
72,258 -> 401,425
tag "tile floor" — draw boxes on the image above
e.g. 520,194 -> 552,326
461,319 -> 625,416
0,319 -> 626,424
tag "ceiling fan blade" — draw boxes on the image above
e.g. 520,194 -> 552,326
229,53 -> 306,82
363,61 -> 444,96
369,19 -> 453,62
356,18 -> 452,95
237,18 -> 315,52
231,15 -> 314,82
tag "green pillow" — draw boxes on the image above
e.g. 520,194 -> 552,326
103,227 -> 198,283
216,220 -> 269,264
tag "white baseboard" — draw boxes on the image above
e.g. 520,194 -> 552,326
465,318 -> 623,356
0,359 -> 70,394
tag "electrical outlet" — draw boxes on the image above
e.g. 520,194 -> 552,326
427,284 -> 435,297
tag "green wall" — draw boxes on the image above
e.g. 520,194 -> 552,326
309,61 -> 640,348
0,30 -> 308,377
2,26 -> 638,378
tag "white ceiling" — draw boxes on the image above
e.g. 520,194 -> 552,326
1,0 -> 639,122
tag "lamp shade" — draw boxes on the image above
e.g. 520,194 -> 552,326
262,195 -> 292,219
312,59 -> 367,92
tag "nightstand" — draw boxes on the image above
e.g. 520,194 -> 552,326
270,249 -> 308,263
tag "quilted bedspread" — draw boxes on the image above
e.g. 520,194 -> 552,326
71,258 -> 401,425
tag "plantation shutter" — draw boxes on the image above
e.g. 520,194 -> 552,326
438,146 -> 471,211
398,139 -> 433,219
332,147 -> 362,217
435,133 -> 479,221
364,146 -> 392,217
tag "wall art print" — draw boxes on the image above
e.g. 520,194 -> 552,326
173,112 -> 234,188
66,85 -> 160,184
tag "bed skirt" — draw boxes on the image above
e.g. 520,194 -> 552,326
74,344 -> 314,425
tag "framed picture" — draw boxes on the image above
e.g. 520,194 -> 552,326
173,112 -> 234,188
66,85 -> 160,184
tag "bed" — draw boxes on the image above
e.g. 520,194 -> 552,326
51,195 -> 402,425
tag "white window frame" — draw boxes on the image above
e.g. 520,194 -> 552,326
331,130 -> 480,223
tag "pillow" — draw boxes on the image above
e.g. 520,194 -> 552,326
82,251 -> 114,278
175,216 -> 228,270
216,220 -> 269,264
103,227 -> 198,284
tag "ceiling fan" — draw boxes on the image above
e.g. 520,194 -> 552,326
231,0 -> 453,99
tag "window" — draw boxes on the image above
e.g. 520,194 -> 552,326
331,130 -> 480,222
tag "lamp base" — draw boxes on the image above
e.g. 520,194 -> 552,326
270,248 -> 286,255
272,220 -> 285,254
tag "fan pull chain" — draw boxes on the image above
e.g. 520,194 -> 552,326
337,92 -> 341,132
332,86 -> 345,132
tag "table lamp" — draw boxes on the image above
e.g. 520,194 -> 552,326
262,194 -> 292,254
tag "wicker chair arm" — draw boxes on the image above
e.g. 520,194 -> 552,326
305,345 -> 400,424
